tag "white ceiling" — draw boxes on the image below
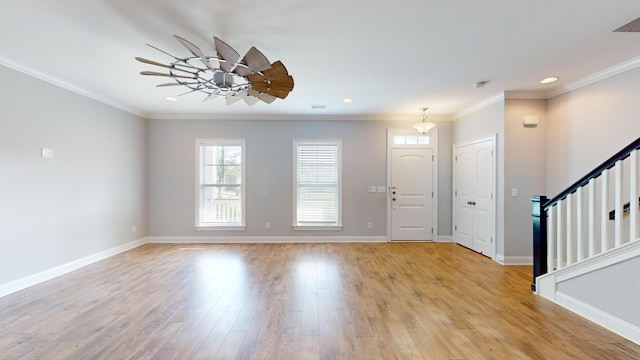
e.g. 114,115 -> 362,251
1,1 -> 639,119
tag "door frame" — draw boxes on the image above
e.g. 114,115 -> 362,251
386,128 -> 438,242
452,133 -> 497,259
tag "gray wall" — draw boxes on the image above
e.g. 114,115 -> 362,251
546,67 -> 640,196
148,118 -> 453,238
504,99 -> 547,257
0,65 -> 147,284
557,256 -> 640,328
452,100 -> 505,257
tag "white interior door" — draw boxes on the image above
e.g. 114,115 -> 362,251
391,148 -> 433,241
454,138 -> 495,258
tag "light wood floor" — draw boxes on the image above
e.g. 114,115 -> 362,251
1,243 -> 639,359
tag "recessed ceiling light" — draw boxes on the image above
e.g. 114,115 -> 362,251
165,96 -> 178,102
540,77 -> 559,84
342,98 -> 353,103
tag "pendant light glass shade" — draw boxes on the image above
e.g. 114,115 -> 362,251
413,107 -> 436,134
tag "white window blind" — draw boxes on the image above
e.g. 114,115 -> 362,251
196,139 -> 245,229
294,140 -> 342,227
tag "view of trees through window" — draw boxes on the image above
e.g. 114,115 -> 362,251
200,144 -> 242,225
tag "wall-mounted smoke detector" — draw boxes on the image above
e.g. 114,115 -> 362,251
614,17 -> 640,32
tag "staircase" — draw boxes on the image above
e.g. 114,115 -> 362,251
532,137 -> 640,344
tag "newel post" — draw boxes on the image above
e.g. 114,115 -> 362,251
531,195 -> 548,292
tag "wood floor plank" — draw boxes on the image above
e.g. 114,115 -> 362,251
1,242 -> 639,359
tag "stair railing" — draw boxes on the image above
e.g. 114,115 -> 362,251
531,137 -> 640,291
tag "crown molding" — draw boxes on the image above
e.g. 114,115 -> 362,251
0,56 -> 145,118
147,113 -> 455,122
504,90 -> 548,100
454,93 -> 505,119
546,56 -> 640,99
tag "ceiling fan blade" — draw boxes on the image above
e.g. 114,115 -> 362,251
174,35 -> 215,70
155,82 -> 199,87
246,61 -> 294,99
225,92 -> 244,105
235,47 -> 271,76
203,92 -> 220,102
140,71 -> 196,80
214,37 -> 240,73
135,57 -> 172,68
244,94 -> 260,106
248,89 -> 276,104
135,57 -> 196,75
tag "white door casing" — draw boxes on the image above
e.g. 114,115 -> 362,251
387,129 -> 438,242
454,135 -> 496,258
391,148 -> 434,240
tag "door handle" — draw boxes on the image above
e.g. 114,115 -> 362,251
392,198 -> 397,201
467,201 -> 476,206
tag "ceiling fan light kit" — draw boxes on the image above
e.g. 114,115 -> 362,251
137,35 -> 294,105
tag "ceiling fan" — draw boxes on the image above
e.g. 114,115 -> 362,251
136,35 -> 294,105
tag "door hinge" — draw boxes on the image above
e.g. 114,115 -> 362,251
432,192 -> 434,197
491,237 -> 493,243
454,190 -> 457,196
455,156 -> 457,161
431,228 -> 434,233
432,155 -> 435,161
491,193 -> 493,199
491,150 -> 494,156
454,225 -> 457,231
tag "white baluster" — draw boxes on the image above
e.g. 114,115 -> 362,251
588,178 -> 596,257
631,150 -> 638,243
557,201 -> 564,269
576,187 -> 583,262
601,169 -> 609,252
614,161 -> 623,247
548,205 -> 555,271
567,193 -> 574,265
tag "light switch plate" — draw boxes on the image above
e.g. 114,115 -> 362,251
377,186 -> 386,193
367,186 -> 376,193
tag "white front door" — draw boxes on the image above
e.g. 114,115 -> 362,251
454,137 -> 495,258
391,148 -> 433,241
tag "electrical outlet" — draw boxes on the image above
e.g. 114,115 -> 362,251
265,222 -> 270,229
367,222 -> 373,229
132,225 -> 137,233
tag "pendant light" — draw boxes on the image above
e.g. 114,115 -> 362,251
413,107 -> 436,134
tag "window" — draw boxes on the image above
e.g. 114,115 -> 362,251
293,140 -> 342,229
393,135 -> 430,145
196,139 -> 245,230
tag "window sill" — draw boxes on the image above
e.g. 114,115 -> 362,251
292,225 -> 343,231
195,225 -> 246,231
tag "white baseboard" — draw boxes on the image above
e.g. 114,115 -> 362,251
556,292 -> 640,345
437,235 -> 453,243
146,235 -> 388,244
0,238 -> 146,299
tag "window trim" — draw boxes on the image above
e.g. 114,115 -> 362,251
195,138 -> 246,231
292,139 -> 343,230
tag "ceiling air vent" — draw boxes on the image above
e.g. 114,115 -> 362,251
614,17 -> 640,32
